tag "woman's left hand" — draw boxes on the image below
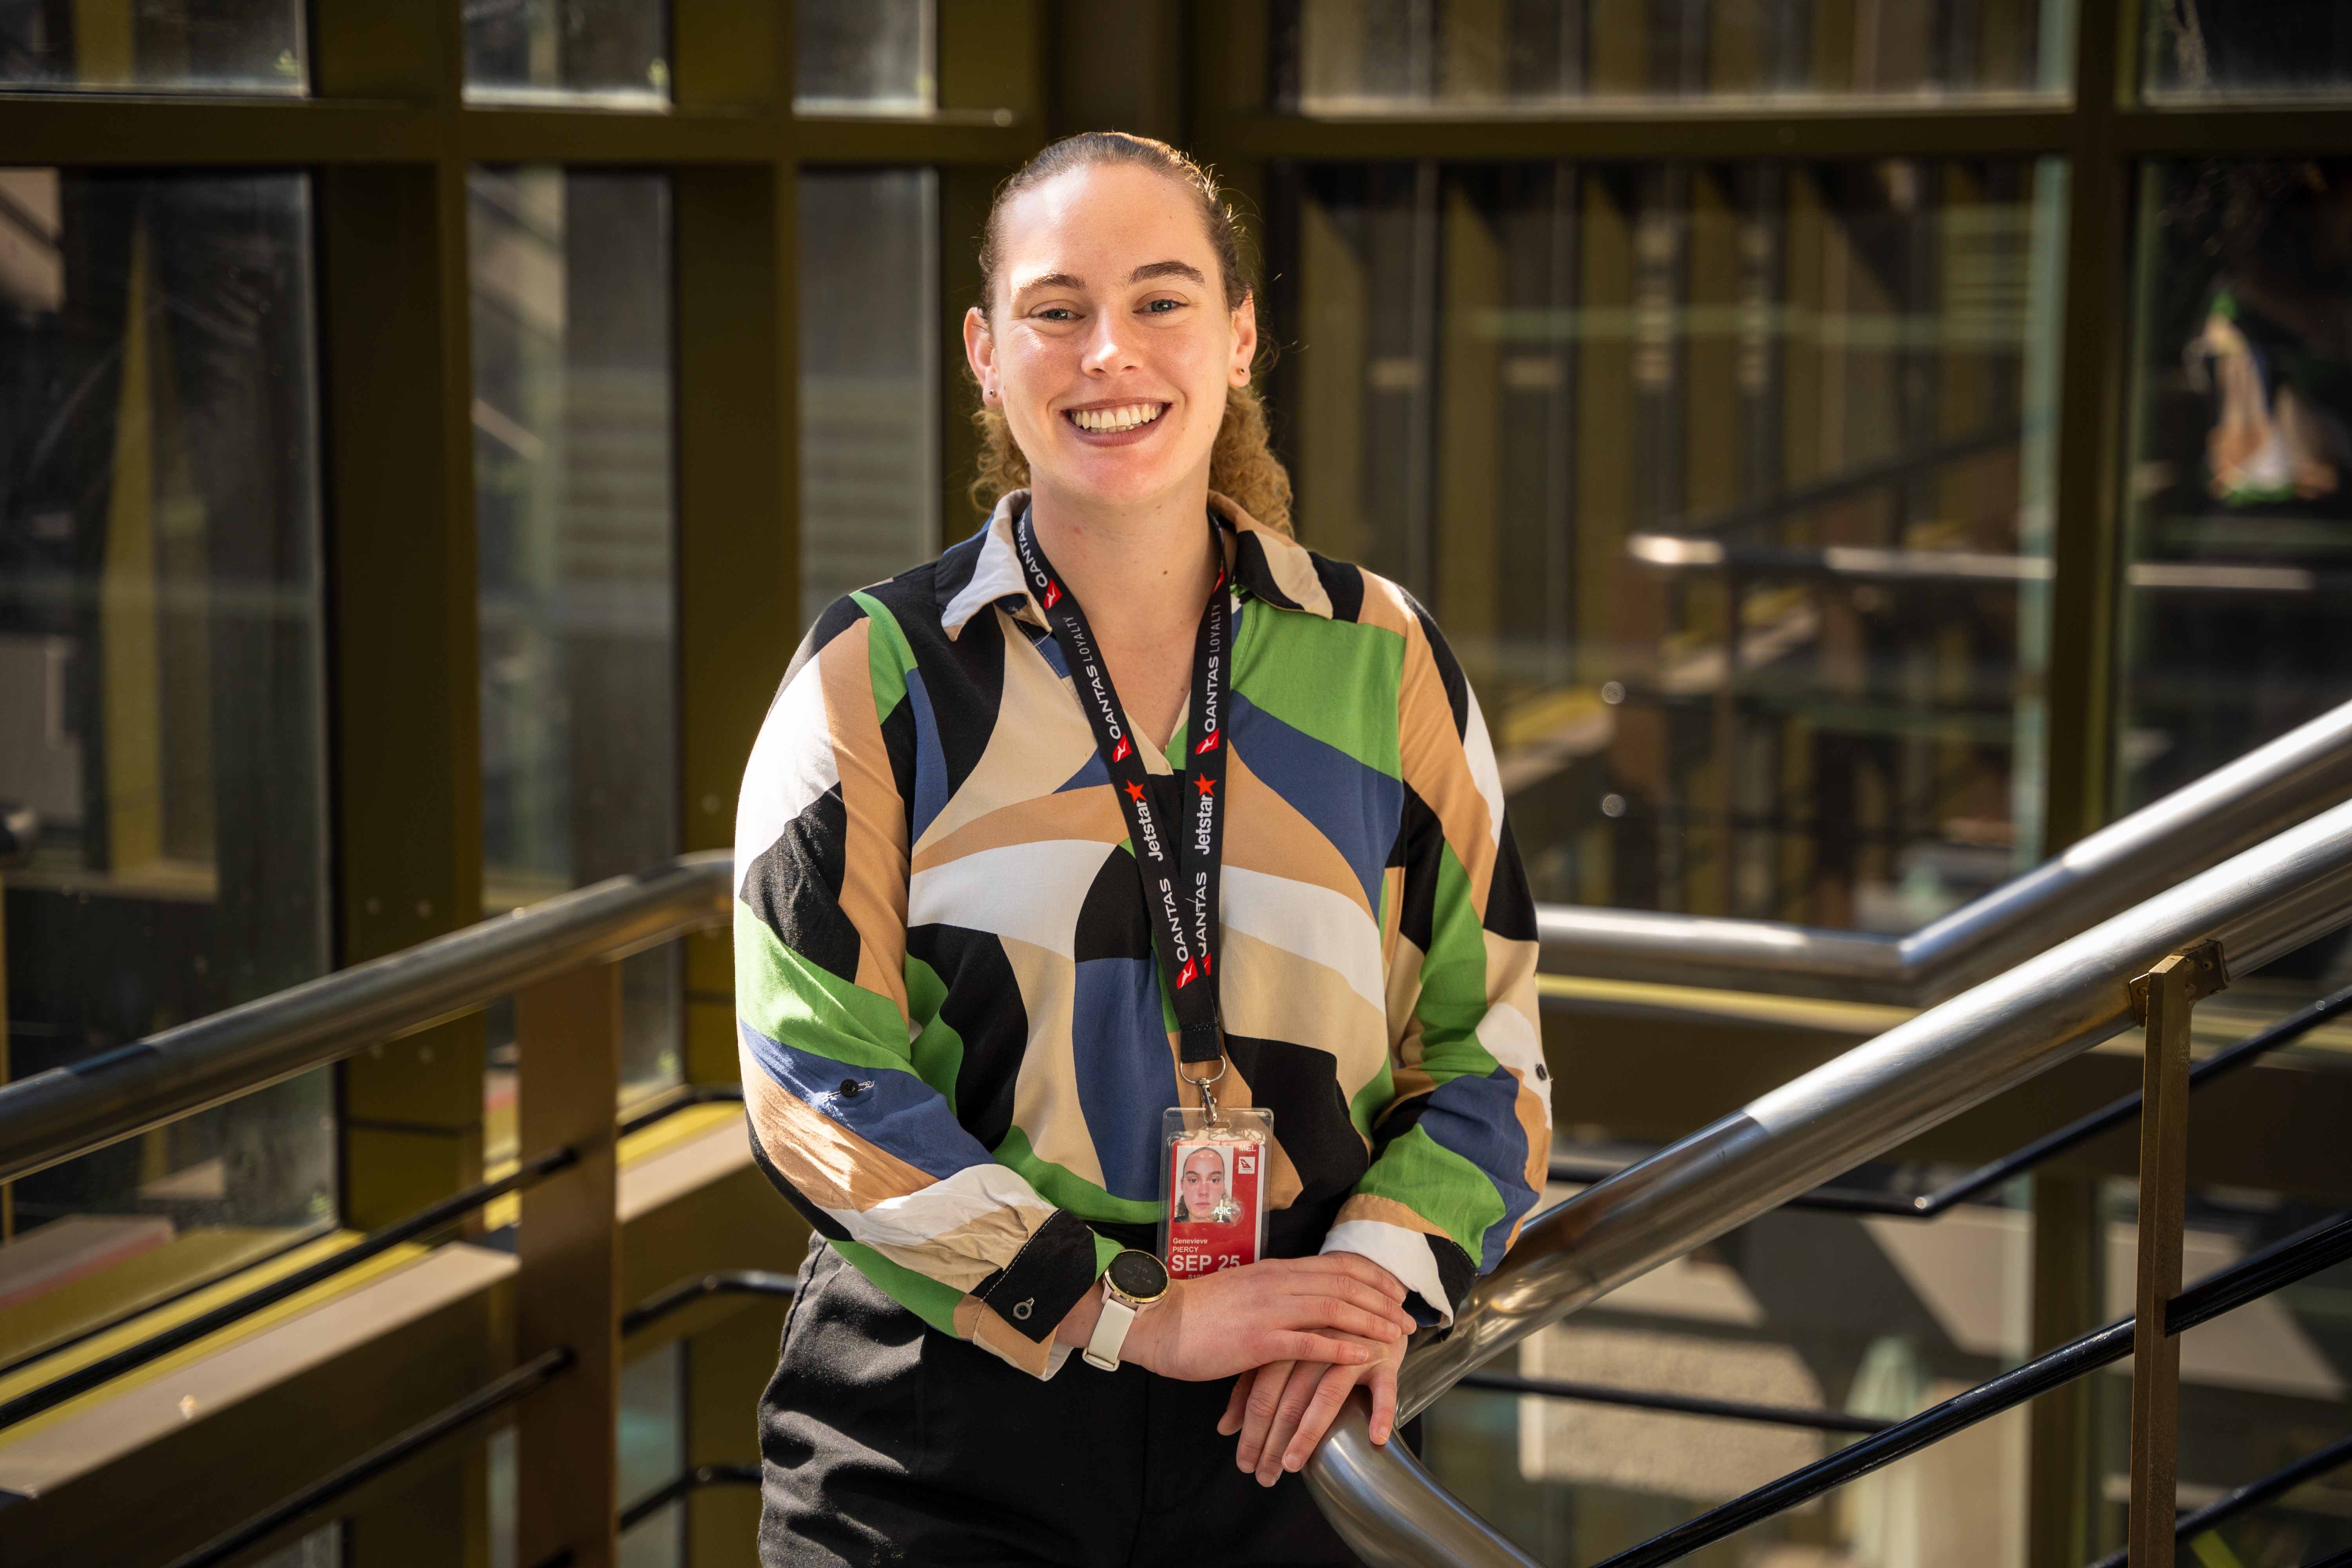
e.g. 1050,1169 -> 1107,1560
1217,1326 -> 1409,1486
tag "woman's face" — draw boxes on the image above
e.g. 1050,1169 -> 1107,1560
965,162 -> 1257,515
1181,1147 -> 1226,1216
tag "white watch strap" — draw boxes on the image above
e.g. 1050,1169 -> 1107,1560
1083,1295 -> 1137,1371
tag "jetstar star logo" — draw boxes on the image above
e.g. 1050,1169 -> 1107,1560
1112,735 -> 1132,763
1194,775 -> 1216,796
1123,780 -> 1145,802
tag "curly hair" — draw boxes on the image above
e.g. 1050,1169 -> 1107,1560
967,132 -> 1293,535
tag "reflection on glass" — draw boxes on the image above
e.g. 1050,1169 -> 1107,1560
470,167 -> 680,1122
794,0 -> 934,113
0,169 -> 331,1366
1278,158 -> 2063,931
2144,2 -> 2352,102
617,1341 -> 685,1567
1275,0 -> 2070,109
0,0 -> 303,93
799,168 -> 939,628
465,0 -> 671,106
2120,158 -> 2352,822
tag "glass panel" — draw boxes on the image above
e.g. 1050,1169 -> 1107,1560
799,167 -> 939,629
464,0 -> 671,107
1276,157 -> 2063,929
0,169 -> 330,1367
794,0 -> 934,114
0,0 -> 303,93
470,166 -> 681,1126
617,1341 -> 685,1567
2144,2 -> 2352,103
1274,0 -> 2072,109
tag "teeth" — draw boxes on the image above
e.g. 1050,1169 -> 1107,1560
1070,403 -> 1164,433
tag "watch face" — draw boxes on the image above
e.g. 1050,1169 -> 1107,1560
1108,1249 -> 1168,1300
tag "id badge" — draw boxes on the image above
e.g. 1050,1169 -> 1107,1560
1159,1106 -> 1272,1279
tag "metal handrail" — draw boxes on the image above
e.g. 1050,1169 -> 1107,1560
1548,976 -> 2352,1218
1311,795 -> 2352,1566
0,851 -> 733,1185
1534,695 -> 2352,1004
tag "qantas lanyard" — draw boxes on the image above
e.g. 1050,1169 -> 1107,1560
1014,510 -> 1229,1069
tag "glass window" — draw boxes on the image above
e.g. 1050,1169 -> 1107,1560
0,168 -> 331,1365
464,0 -> 671,107
617,1341 -> 685,1567
2144,1 -> 2352,102
1274,157 -> 2065,931
799,167 -> 939,628
1274,0 -> 2072,110
0,0 -> 303,94
794,0 -> 934,114
470,166 -> 681,1126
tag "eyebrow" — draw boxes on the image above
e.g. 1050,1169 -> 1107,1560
1010,260 -> 1209,297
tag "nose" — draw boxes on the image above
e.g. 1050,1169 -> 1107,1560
1078,308 -> 1137,377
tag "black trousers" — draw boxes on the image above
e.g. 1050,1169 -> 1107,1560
759,1238 -> 1366,1568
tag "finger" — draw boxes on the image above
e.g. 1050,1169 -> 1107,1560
1258,1359 -> 1336,1486
1295,1253 -> 1408,1300
1271,1298 -> 1407,1344
1283,1271 -> 1416,1327
1235,1361 -> 1294,1470
1263,1330 -> 1376,1367
1218,1374 -> 1250,1437
1368,1361 -> 1399,1446
1281,1363 -> 1363,1472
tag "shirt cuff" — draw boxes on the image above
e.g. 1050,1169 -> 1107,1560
1322,1218 -> 1458,1330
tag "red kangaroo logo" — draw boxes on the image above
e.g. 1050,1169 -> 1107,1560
1177,958 -> 1198,987
1111,735 -> 1132,763
1041,580 -> 1062,610
1194,731 -> 1219,754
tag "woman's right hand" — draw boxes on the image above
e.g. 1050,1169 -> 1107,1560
1120,1255 -> 1415,1383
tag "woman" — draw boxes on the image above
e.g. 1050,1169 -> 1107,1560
1175,1144 -> 1230,1224
736,132 -> 1549,1567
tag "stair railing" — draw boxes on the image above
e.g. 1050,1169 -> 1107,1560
1312,795 -> 2352,1566
1535,695 -> 2352,1005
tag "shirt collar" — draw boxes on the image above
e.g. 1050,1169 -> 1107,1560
937,489 -> 1332,640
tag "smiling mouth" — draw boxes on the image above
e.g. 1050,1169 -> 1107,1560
1065,402 -> 1167,434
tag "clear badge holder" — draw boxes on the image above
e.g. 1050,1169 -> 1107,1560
1160,1102 -> 1272,1279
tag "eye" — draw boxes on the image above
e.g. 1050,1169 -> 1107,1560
1143,298 -> 1185,314
1033,306 -> 1077,322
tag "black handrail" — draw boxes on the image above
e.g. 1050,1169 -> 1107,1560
1586,1212 -> 2352,1568
621,1268 -> 795,1338
1552,979 -> 2352,1219
619,1462 -> 762,1531
0,1143 -> 577,1432
1454,1370 -> 1891,1435
161,1347 -> 572,1568
2085,1430 -> 2352,1568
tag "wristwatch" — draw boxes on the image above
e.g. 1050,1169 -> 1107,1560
1083,1249 -> 1171,1371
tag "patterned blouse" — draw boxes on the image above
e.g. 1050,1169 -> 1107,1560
733,492 -> 1550,1377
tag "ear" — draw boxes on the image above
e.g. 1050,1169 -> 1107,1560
1229,291 -> 1258,388
964,305 -> 997,398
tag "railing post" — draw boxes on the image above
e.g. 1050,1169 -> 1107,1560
2125,940 -> 2225,1568
516,961 -> 623,1568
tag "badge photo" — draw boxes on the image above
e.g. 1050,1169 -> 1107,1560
1159,1106 -> 1272,1278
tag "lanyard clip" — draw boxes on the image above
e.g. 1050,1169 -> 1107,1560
1180,1055 -> 1228,1129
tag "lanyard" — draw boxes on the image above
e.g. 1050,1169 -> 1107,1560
1015,510 -> 1229,1069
